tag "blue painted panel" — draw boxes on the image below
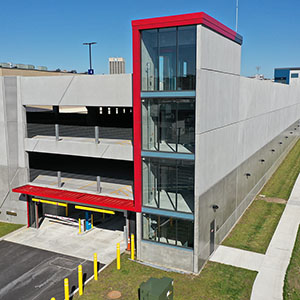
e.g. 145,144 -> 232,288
274,69 -> 290,84
142,206 -> 194,220
142,151 -> 195,160
141,91 -> 196,98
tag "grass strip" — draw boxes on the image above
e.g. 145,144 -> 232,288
73,254 -> 257,300
283,226 -> 300,300
0,221 -> 23,238
222,199 -> 285,253
261,139 -> 300,200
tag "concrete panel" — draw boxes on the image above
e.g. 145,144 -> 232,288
21,74 -> 132,107
196,69 -> 240,133
140,241 -> 194,272
24,137 -> 133,161
197,25 -> 241,75
195,125 -> 299,272
195,123 -> 239,196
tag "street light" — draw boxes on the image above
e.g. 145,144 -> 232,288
83,42 -> 97,74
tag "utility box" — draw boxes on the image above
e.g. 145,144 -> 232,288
139,277 -> 173,300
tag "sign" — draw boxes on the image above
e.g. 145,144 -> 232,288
88,69 -> 94,75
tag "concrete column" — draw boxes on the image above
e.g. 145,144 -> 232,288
55,124 -> 59,141
57,171 -> 61,188
136,212 -> 142,260
97,176 -> 101,193
95,126 -> 99,144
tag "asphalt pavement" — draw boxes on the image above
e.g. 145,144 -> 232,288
0,241 -> 104,300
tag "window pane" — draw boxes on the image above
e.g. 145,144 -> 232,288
177,219 -> 194,248
142,213 -> 194,249
143,213 -> 159,242
141,29 -> 158,91
142,158 -> 194,213
177,26 -> 196,90
177,99 -> 195,152
159,27 -> 177,91
142,98 -> 195,153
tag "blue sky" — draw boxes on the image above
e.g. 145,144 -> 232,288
1,0 -> 299,78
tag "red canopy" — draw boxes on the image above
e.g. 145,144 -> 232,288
13,185 -> 137,212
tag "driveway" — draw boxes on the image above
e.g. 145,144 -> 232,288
4,216 -> 126,264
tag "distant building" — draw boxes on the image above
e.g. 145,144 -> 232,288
0,62 -> 81,77
109,57 -> 125,74
274,67 -> 300,84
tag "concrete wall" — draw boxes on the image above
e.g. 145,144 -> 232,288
20,74 -> 132,107
25,138 -> 133,161
140,240 -> 194,272
0,77 -> 28,224
194,24 -> 300,272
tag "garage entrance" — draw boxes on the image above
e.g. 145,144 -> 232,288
27,197 -> 127,235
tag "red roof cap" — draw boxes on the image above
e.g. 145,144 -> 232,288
132,12 -> 242,45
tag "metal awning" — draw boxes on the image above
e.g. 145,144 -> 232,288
13,185 -> 137,212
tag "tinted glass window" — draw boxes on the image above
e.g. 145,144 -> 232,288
141,26 -> 196,91
142,98 -> 195,153
142,158 -> 194,213
142,213 -> 194,248
177,26 -> 196,90
141,29 -> 158,91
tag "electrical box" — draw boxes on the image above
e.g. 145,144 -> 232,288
139,277 -> 173,300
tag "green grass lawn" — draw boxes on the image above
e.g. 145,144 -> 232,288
261,139 -> 300,200
73,254 -> 257,300
0,221 -> 23,238
222,199 -> 285,253
284,226 -> 300,300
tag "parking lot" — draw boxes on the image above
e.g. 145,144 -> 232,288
0,241 -> 101,300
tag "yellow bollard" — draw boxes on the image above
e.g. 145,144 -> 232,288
51,298 -> 56,300
131,234 -> 135,260
91,214 -> 94,229
78,265 -> 83,296
117,243 -> 121,270
65,204 -> 68,217
79,218 -> 81,234
64,278 -> 69,300
94,253 -> 98,281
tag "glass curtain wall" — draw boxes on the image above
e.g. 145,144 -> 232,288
143,158 -> 194,213
142,213 -> 194,248
142,98 -> 195,153
141,25 -> 196,91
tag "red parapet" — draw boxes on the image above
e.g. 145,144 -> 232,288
13,185 -> 137,212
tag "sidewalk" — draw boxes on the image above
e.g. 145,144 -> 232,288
210,173 -> 300,300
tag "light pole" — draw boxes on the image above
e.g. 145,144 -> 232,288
83,42 -> 97,74
235,0 -> 239,32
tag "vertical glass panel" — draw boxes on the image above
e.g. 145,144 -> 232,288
143,213 -> 159,242
142,158 -> 194,213
158,27 -> 177,91
142,98 -> 195,153
177,218 -> 194,248
160,101 -> 177,152
141,29 -> 158,91
142,213 -> 194,249
177,26 -> 196,90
